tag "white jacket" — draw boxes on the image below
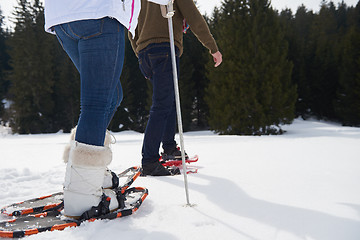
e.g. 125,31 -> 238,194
44,0 -> 141,37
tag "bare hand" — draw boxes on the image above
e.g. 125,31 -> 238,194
212,51 -> 222,67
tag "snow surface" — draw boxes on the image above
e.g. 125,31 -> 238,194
0,118 -> 360,240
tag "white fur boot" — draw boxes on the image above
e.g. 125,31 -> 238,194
63,141 -> 120,218
63,127 -> 117,189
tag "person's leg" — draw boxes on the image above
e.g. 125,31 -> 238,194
54,17 -> 125,217
75,18 -> 125,146
55,18 -> 123,138
54,24 -> 80,71
55,18 -> 125,146
106,81 -> 123,127
158,48 -> 188,159
141,43 -> 176,163
161,50 -> 179,152
138,43 -> 180,175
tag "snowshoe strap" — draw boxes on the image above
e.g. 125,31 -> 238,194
45,201 -> 64,213
115,188 -> 126,209
78,194 -> 111,221
111,171 -> 119,188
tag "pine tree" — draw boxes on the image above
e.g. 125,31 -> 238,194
335,3 -> 360,126
7,0 -> 56,133
51,44 -> 80,132
180,29 -> 209,131
206,0 -> 297,135
0,8 -> 10,120
281,6 -> 315,118
191,14 -> 217,130
306,2 -> 341,119
178,44 -> 195,132
180,0 -> 210,131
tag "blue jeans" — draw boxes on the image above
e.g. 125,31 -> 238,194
54,17 -> 125,146
138,43 -> 180,164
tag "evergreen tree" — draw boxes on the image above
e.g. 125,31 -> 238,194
335,3 -> 360,126
307,1 -> 341,119
0,8 -> 10,119
190,14 -> 219,130
51,44 -> 80,132
180,29 -> 209,131
206,0 -> 297,135
7,0 -> 56,133
179,0 -> 209,132
178,43 -> 195,132
281,6 -> 315,118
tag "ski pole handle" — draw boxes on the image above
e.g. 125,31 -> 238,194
160,1 -> 174,18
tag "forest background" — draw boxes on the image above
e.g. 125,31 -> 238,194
0,0 -> 359,135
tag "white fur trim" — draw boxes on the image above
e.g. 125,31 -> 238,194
70,141 -> 112,167
63,127 -> 114,163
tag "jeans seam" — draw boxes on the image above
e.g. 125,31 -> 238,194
55,33 -> 65,49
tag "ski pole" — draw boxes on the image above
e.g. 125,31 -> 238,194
151,0 -> 191,206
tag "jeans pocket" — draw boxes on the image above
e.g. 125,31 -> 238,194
68,19 -> 104,39
148,52 -> 170,73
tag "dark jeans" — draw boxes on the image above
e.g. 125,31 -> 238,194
138,43 -> 180,164
54,17 -> 125,146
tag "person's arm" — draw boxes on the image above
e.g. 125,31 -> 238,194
177,0 -> 222,66
177,0 -> 217,53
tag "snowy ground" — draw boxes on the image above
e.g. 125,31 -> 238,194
0,118 -> 360,240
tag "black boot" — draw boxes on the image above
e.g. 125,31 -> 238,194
161,146 -> 189,161
142,161 -> 180,176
